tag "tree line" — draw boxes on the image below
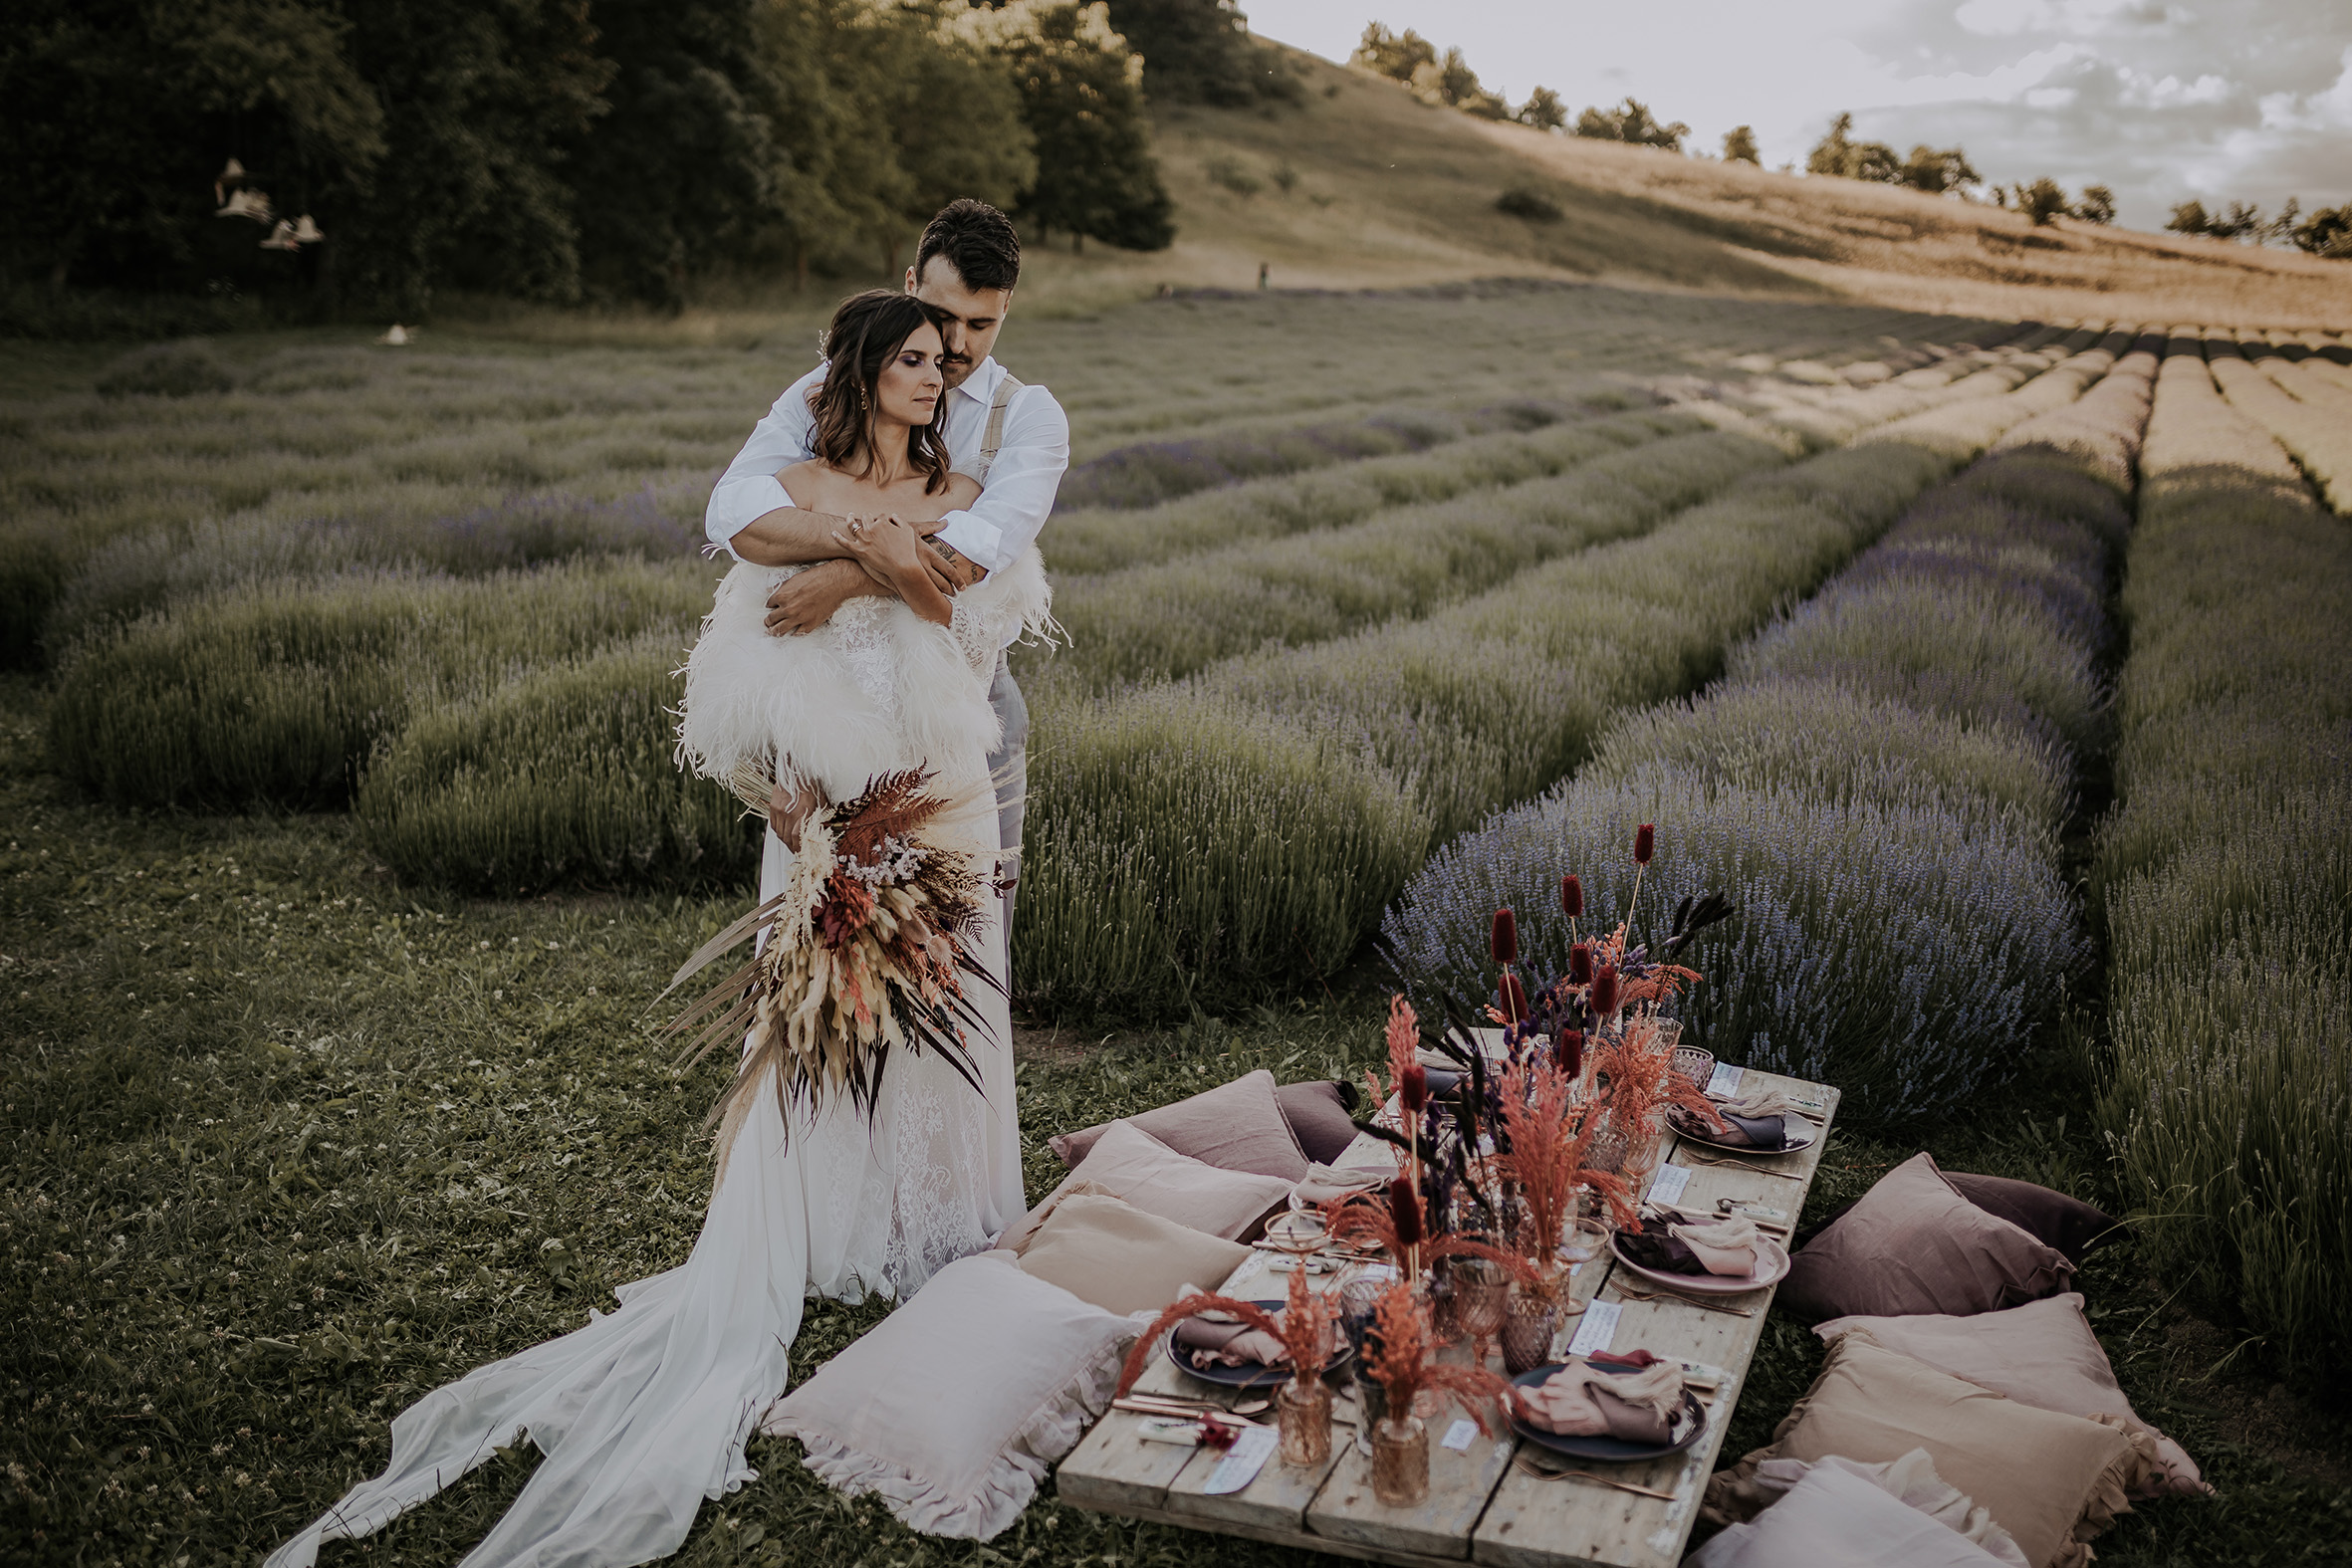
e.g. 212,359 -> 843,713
1351,23 -> 2348,257
3,0 -> 1304,317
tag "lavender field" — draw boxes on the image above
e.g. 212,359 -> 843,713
5,291 -> 2349,1567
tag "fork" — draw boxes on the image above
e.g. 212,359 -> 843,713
1512,1455 -> 1680,1499
1612,1287 -> 1756,1318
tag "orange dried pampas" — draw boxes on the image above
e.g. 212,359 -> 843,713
1493,1055 -> 1636,1242
1362,1280 -> 1511,1435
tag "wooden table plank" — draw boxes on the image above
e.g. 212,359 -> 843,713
1056,1326 -> 1247,1515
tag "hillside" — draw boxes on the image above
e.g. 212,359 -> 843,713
1014,44 -> 2352,329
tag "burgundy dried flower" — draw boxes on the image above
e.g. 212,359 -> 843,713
1553,1027 -> 1585,1079
1589,964 -> 1620,1018
1388,1175 -> 1423,1250
1491,908 -> 1519,966
1500,973 -> 1528,1024
1559,874 -> 1584,919
1634,823 -> 1655,865
1568,942 -> 1594,986
1400,1061 -> 1429,1116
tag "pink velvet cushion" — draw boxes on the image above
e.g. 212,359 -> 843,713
999,1121 -> 1294,1250
1047,1068 -> 1309,1180
1813,1293 -> 2204,1496
1779,1153 -> 2073,1324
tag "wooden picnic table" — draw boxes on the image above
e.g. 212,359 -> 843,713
1056,1058 -> 1840,1568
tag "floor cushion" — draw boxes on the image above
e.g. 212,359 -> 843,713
1943,1174 -> 2120,1266
999,1120 -> 1294,1250
1705,1334 -> 2159,1568
1013,1192 -> 1251,1315
1779,1152 -> 2073,1324
1688,1452 -> 2026,1568
764,1253 -> 1136,1540
1273,1079 -> 1361,1166
1048,1068 -> 1309,1180
1813,1293 -> 2204,1495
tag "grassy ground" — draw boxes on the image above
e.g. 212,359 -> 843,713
4,669 -> 2348,1568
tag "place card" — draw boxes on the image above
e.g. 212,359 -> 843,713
1646,1164 -> 1692,1207
1566,1298 -> 1621,1357
1441,1418 -> 1479,1453
1202,1422 -> 1279,1494
1705,1062 -> 1744,1099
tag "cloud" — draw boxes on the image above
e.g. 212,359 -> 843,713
1953,0 -> 2177,37
2258,44 -> 2352,129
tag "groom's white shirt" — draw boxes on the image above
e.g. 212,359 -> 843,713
703,354 -> 1069,580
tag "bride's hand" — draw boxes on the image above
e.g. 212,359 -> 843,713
832,515 -> 954,626
768,780 -> 827,851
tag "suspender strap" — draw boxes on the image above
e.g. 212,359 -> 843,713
976,372 -> 1023,482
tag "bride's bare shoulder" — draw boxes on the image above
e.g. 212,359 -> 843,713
940,471 -> 983,510
777,459 -> 830,511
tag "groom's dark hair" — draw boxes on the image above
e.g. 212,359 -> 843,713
916,200 -> 1022,292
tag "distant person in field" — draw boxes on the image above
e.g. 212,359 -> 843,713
706,198 -> 1068,927
270,285 -> 1054,1568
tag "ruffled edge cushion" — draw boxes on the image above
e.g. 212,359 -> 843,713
789,1339 -> 1127,1539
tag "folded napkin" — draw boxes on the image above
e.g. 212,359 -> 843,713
1671,1102 -> 1786,1149
1617,1214 -> 1761,1278
1294,1162 -> 1388,1209
1515,1352 -> 1685,1445
1718,1085 -> 1822,1123
1667,1214 -> 1762,1276
1173,1302 -> 1289,1368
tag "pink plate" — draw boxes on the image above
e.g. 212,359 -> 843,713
1610,1232 -> 1790,1295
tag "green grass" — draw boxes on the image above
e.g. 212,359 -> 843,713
3,671 -> 2343,1567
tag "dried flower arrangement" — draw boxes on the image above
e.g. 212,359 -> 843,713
1361,1279 -> 1511,1433
665,768 -> 1000,1159
1115,1261 -> 1338,1396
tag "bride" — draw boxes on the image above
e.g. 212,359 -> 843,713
270,291 -> 1051,1568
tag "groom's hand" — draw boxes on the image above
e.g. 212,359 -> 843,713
765,559 -> 874,636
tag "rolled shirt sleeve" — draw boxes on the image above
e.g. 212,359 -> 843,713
933,385 -> 1070,573
704,364 -> 825,556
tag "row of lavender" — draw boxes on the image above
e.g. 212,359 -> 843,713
1384,337 -> 2160,1125
2097,337 -> 2352,1373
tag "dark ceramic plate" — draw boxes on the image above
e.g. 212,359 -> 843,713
1165,1299 -> 1355,1389
1508,1362 -> 1709,1462
1668,1106 -> 1815,1157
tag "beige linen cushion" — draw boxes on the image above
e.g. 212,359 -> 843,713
1687,1452 -> 2025,1568
1705,1334 -> 2160,1568
1047,1069 -> 1309,1180
1013,1192 -> 1252,1315
1814,1293 -> 2204,1496
764,1253 -> 1137,1540
997,1120 -> 1294,1250
1779,1152 -> 2073,1323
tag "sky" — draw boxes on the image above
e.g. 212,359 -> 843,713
1240,0 -> 2352,232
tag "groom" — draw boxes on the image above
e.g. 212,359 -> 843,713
706,198 -> 1068,922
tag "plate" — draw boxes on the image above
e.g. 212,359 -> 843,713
1669,1107 -> 1815,1158
1611,1231 -> 1789,1295
1509,1363 -> 1710,1462
1166,1299 -> 1356,1389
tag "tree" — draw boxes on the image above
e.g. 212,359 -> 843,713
2015,177 -> 2069,226
1351,22 -> 1433,84
2,0 -> 384,293
1805,112 -> 1898,183
570,0 -> 778,306
2258,197 -> 2300,246
1899,144 -> 1978,195
2166,198 -> 2211,236
1574,98 -> 1689,152
1517,87 -> 1566,131
1349,24 -> 1504,115
1721,124 -> 1760,165
2072,184 -> 2116,225
2292,204 -> 2352,258
968,2 -> 1173,252
1100,0 -> 1297,107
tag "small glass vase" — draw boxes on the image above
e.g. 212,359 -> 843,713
1502,1271 -> 1567,1376
1278,1376 -> 1332,1467
1370,1414 -> 1429,1506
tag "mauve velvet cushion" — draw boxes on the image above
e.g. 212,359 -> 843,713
1000,1121 -> 1294,1250
1047,1068 -> 1308,1180
1813,1294 -> 2204,1496
1793,1173 -> 2118,1266
1273,1080 -> 1361,1166
1778,1153 -> 2073,1324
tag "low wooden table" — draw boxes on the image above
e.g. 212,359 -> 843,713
1057,1063 -> 1839,1568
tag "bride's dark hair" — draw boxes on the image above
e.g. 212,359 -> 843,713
808,290 -> 955,495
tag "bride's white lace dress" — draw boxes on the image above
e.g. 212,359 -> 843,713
268,550 -> 1052,1568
